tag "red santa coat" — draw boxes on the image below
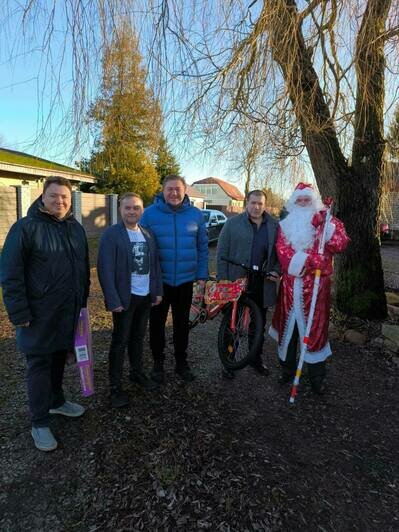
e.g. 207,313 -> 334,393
269,214 -> 349,363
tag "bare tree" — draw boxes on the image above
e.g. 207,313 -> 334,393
4,0 -> 399,318
140,0 -> 399,319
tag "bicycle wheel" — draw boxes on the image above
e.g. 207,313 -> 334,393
217,295 -> 263,370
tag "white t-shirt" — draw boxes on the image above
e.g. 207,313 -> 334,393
126,228 -> 150,296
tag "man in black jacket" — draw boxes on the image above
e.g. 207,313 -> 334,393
97,193 -> 163,408
1,176 -> 90,452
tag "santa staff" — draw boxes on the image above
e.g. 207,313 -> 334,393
269,183 -> 350,395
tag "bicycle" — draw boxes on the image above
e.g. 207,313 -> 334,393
189,257 -> 264,370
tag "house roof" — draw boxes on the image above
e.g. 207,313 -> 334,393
0,147 -> 95,183
192,177 -> 245,201
186,184 -> 205,198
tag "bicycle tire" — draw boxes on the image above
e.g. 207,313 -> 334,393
217,295 -> 263,370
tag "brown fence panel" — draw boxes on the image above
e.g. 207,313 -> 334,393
0,187 -> 17,247
81,192 -> 108,238
30,189 -> 42,203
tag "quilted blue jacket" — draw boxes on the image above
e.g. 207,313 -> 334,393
140,193 -> 208,286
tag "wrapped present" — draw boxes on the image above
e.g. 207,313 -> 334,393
204,278 -> 247,305
74,307 -> 94,397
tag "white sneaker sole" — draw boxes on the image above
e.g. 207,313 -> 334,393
49,407 -> 85,417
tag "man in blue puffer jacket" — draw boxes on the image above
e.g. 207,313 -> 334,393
140,175 -> 208,382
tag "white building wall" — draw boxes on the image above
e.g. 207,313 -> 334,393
193,184 -> 230,207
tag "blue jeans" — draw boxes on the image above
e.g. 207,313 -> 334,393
26,350 -> 67,427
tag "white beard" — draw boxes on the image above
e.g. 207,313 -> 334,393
280,207 -> 316,252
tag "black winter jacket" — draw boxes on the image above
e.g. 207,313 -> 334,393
0,197 -> 90,354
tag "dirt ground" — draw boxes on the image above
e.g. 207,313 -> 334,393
0,244 -> 398,531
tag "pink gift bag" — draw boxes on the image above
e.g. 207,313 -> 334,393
74,308 -> 94,396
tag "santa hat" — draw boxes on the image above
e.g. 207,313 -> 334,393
285,182 -> 323,213
290,182 -> 318,201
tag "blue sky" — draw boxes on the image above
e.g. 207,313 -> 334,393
0,0 -> 302,196
8,1 -> 396,198
0,23 -> 244,189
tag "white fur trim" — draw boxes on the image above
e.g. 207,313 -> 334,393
294,277 -> 332,361
288,251 -> 308,277
304,343 -> 332,363
325,222 -> 335,242
269,277 -> 332,363
291,187 -> 317,201
269,325 -> 279,341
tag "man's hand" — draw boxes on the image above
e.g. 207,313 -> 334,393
111,306 -> 124,313
152,296 -> 162,306
193,280 -> 206,302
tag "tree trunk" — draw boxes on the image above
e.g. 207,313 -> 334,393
336,169 -> 387,318
336,0 -> 390,319
265,0 -> 388,318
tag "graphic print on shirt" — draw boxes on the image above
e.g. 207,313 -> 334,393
132,241 -> 149,275
127,227 -> 150,296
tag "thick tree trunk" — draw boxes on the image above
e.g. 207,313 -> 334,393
265,0 -> 388,319
336,169 -> 386,318
336,0 -> 390,318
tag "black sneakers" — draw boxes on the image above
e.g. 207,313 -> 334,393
249,360 -> 270,376
110,388 -> 129,408
175,364 -> 196,382
130,372 -> 159,390
278,373 -> 293,384
150,363 -> 165,384
310,377 -> 326,395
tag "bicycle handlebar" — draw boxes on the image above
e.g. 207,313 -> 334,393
220,256 -> 278,278
220,256 -> 251,272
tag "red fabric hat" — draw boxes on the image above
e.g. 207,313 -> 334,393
295,182 -> 314,192
285,181 -> 323,212
291,182 -> 317,200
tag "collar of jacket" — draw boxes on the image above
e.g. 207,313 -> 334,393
27,196 -> 74,223
245,210 -> 268,225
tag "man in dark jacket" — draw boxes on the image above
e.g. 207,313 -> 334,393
1,176 -> 90,452
216,190 -> 280,378
140,175 -> 208,383
97,192 -> 163,408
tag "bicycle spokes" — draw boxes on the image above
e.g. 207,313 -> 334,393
224,304 -> 256,364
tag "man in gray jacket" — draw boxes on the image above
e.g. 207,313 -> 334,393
216,190 -> 280,378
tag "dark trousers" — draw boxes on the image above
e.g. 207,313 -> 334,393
26,350 -> 67,427
247,273 -> 268,363
280,324 -> 326,383
149,281 -> 193,368
109,294 -> 151,390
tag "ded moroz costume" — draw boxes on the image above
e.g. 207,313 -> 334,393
269,182 -> 350,393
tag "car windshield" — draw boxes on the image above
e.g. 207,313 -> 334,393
202,211 -> 210,222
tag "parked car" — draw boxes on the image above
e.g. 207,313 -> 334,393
201,209 -> 227,243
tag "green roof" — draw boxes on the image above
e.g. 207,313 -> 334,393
0,147 -> 87,175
